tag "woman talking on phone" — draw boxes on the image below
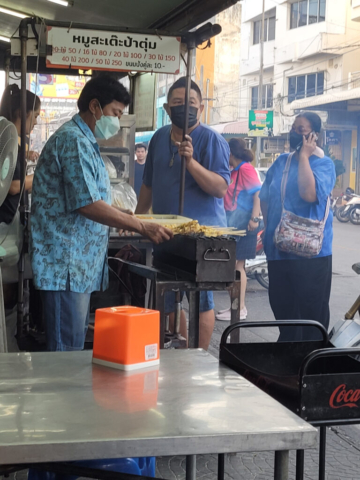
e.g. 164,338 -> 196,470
260,112 -> 336,341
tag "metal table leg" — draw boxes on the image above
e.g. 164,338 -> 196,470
274,451 -> 289,480
296,450 -> 304,480
0,267 -> 7,352
154,283 -> 165,349
186,455 -> 196,480
218,453 -> 225,480
144,246 -> 152,308
230,278 -> 241,344
319,426 -> 326,480
188,291 -> 200,348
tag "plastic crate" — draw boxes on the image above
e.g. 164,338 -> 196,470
28,456 -> 156,479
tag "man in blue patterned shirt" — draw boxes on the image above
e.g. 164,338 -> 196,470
30,75 -> 172,351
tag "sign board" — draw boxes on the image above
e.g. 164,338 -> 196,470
29,74 -> 87,99
46,27 -> 181,74
326,130 -> 341,146
248,110 -> 273,137
134,73 -> 157,131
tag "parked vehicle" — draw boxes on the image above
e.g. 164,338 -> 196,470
343,196 -> 360,225
334,188 -> 358,223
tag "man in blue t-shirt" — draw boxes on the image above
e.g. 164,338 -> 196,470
136,77 -> 230,350
134,143 -> 147,198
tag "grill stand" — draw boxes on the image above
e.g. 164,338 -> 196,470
109,257 -> 240,349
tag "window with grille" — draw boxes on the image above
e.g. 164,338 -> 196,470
288,72 -> 324,103
290,0 -> 326,29
253,16 -> 276,44
251,84 -> 274,109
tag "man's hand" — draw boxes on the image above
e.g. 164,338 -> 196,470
248,219 -> 258,232
176,135 -> 194,166
27,151 -> 39,162
140,222 -> 173,244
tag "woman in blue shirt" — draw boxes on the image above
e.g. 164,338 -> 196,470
259,112 -> 336,341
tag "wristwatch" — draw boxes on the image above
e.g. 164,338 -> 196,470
251,217 -> 260,223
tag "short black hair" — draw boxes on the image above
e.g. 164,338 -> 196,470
135,143 -> 147,151
78,75 -> 131,113
167,76 -> 202,102
229,138 -> 254,163
297,111 -> 322,133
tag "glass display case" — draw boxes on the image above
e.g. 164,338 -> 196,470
97,114 -> 136,188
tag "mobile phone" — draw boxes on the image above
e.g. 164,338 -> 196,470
295,131 -> 318,152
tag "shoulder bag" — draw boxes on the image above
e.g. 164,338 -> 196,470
273,152 -> 330,258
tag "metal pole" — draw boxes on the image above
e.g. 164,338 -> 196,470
256,0 -> 265,168
295,450 -> 304,480
274,450 -> 289,480
204,78 -> 210,124
4,55 -> 10,87
17,19 -> 29,342
179,46 -> 193,215
319,426 -> 327,480
186,455 -> 196,480
218,453 -> 225,480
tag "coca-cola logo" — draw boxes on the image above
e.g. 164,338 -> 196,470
329,384 -> 360,409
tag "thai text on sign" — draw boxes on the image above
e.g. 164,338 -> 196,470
46,27 -> 181,74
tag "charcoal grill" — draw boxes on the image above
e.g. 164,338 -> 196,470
220,320 -> 360,480
153,235 -> 236,282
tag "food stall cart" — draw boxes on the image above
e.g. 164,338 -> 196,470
6,8 -> 226,346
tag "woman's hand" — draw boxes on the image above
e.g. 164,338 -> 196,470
300,132 -> 317,158
248,219 -> 259,232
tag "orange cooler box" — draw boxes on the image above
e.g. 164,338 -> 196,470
93,306 -> 160,370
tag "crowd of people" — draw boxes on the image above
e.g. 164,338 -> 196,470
0,74 -> 336,351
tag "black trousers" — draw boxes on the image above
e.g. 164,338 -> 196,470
268,256 -> 332,342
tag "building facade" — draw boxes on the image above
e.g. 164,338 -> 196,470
240,0 -> 360,191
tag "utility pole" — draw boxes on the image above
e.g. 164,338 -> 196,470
256,0 -> 265,167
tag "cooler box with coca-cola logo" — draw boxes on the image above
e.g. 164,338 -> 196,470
220,321 -> 360,425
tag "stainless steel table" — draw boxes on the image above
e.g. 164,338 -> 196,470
0,350 -> 317,479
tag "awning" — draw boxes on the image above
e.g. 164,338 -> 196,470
0,0 -> 238,40
290,87 -> 360,110
211,119 -> 248,135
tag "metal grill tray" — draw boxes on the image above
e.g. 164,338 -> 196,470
153,234 -> 236,282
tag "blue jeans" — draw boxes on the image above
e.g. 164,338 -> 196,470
164,291 -> 214,314
40,280 -> 91,351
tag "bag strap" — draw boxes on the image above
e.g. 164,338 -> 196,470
231,162 -> 245,207
320,196 -> 331,229
280,152 -> 294,206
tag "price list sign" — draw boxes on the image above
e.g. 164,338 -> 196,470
46,27 -> 181,74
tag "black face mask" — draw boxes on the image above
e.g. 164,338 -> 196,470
289,130 -> 304,151
170,105 -> 198,129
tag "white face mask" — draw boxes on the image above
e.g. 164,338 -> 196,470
94,104 -> 120,140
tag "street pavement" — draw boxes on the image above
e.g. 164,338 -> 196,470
156,219 -> 360,479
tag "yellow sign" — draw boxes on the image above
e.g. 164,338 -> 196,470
29,74 -> 86,99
